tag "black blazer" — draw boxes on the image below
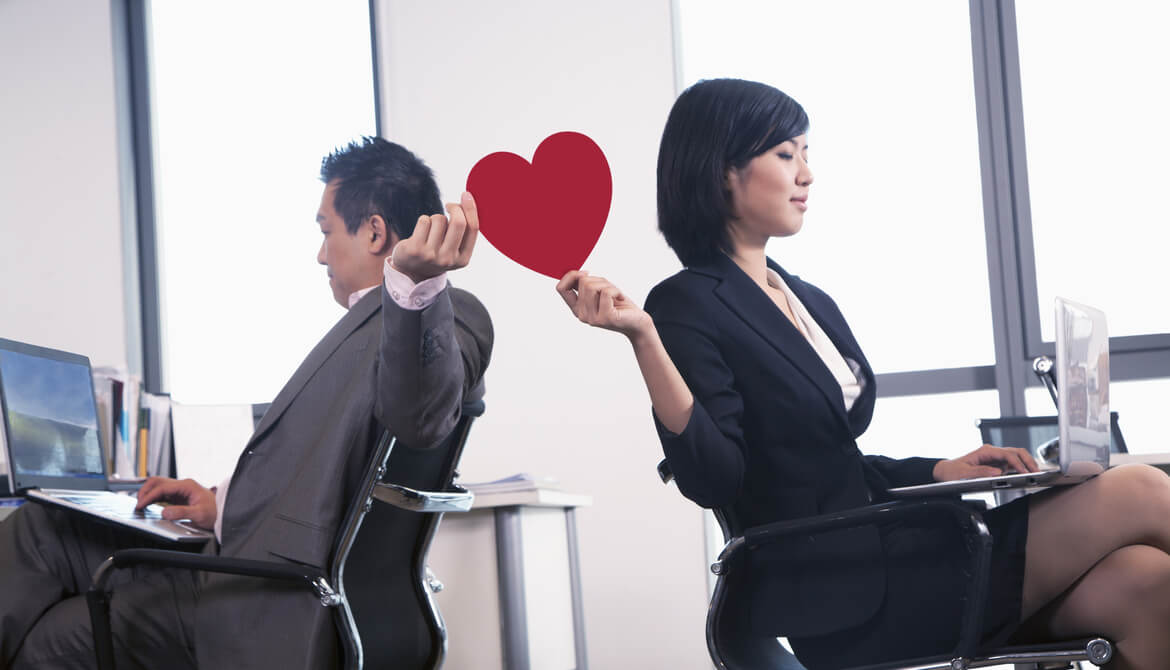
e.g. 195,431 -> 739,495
645,254 -> 939,638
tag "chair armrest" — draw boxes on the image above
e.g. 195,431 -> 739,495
86,547 -> 341,670
371,482 -> 474,512
713,497 -> 992,661
657,459 -> 674,484
88,547 -> 336,603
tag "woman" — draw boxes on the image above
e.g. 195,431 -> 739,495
557,78 -> 1170,669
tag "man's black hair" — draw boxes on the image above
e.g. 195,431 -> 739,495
319,136 -> 443,240
656,78 -> 810,266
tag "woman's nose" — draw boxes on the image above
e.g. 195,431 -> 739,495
799,163 -> 814,187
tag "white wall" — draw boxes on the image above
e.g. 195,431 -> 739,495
373,1 -> 712,667
0,0 -> 130,370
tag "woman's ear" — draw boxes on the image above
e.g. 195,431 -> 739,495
726,162 -> 747,188
724,167 -> 741,215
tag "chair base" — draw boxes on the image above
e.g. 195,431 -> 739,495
847,637 -> 1113,670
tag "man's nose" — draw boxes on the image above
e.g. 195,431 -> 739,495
317,241 -> 327,265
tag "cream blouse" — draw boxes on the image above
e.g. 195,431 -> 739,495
766,268 -> 866,412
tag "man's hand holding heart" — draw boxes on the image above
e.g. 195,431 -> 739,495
391,191 -> 480,283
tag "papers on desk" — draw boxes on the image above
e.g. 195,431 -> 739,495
170,403 -> 255,489
460,473 -> 562,494
459,473 -> 591,509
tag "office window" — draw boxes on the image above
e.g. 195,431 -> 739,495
675,0 -> 994,374
147,1 -> 376,403
858,390 -> 1000,462
1016,2 -> 1170,341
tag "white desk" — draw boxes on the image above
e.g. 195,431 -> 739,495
1111,452 -> 1170,473
428,486 -> 591,670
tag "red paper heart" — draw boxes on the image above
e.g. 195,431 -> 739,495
466,132 -> 612,279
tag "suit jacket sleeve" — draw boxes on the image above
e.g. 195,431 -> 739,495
376,284 -> 492,449
651,318 -> 748,510
862,454 -> 941,489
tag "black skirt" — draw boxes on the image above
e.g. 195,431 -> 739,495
788,495 -> 1031,669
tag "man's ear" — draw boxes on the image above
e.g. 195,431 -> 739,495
366,214 -> 397,255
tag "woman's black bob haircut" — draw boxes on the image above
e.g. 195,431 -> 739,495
656,78 -> 809,266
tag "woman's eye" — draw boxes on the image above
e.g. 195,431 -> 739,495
777,152 -> 794,160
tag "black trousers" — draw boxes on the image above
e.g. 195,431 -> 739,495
0,503 -> 198,670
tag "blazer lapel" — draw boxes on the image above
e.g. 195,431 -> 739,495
246,287 -> 382,448
704,255 -> 852,429
769,260 -> 876,434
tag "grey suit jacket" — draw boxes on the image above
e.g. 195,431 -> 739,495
194,283 -> 492,669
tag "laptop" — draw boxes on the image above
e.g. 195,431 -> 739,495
0,337 -> 212,543
888,297 -> 1111,498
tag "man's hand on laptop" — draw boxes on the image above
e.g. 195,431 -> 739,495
933,445 -> 1040,482
389,192 -> 479,283
135,477 -> 216,530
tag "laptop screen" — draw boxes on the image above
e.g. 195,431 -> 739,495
0,338 -> 107,492
1055,298 -> 1111,475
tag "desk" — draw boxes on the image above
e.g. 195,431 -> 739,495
1111,452 -> 1170,474
428,486 -> 591,670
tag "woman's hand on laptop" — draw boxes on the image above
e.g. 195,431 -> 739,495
932,444 -> 1040,482
135,477 -> 217,530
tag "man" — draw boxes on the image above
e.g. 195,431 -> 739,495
0,137 -> 493,669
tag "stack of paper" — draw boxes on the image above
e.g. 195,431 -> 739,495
459,473 -> 562,494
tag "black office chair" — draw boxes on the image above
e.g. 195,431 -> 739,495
657,459 -> 1114,670
86,400 -> 485,670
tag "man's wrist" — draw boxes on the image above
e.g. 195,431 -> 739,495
389,246 -> 434,284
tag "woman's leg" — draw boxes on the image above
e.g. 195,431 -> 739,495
1028,544 -> 1170,669
1020,463 -> 1170,668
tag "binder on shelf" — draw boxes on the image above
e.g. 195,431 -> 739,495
140,392 -> 174,479
91,368 -> 174,481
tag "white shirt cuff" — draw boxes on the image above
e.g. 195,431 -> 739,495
384,258 -> 447,310
214,476 -> 229,543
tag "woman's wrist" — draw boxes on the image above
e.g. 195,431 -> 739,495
625,321 -> 660,351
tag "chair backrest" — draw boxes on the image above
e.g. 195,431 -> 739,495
657,458 -> 746,541
977,411 -> 1129,456
334,400 -> 485,670
656,458 -> 806,670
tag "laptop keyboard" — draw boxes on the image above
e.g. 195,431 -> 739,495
48,491 -> 165,520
